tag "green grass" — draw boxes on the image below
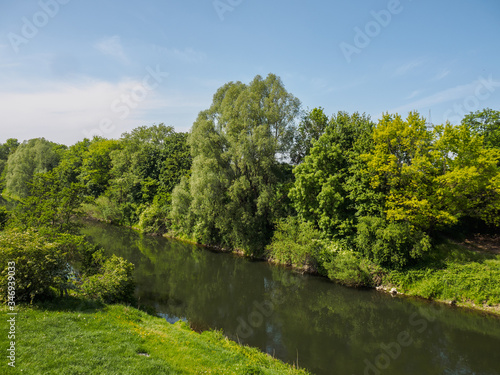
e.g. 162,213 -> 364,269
1,298 -> 309,374
385,238 -> 500,308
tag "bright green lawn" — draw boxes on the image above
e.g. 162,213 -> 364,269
1,299 -> 309,375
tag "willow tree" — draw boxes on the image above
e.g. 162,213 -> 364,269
171,74 -> 300,255
5,138 -> 63,199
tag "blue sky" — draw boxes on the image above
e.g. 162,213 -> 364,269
1,0 -> 499,145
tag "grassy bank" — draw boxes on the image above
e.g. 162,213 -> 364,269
1,298 -> 309,374
382,237 -> 500,314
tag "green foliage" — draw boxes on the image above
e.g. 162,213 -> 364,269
14,171 -> 85,233
79,137 -> 122,198
82,195 -> 122,224
323,250 -> 380,287
0,227 -> 134,304
0,230 -> 67,302
356,216 -> 431,269
0,138 -> 19,191
80,255 -> 135,303
266,216 -> 323,270
172,74 -> 301,255
0,206 -> 9,230
462,108 -> 500,149
5,138 -> 63,198
136,200 -> 169,234
290,107 -> 329,164
0,138 -> 20,160
105,124 -> 191,227
290,111 -> 374,240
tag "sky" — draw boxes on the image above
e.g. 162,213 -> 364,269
0,0 -> 499,145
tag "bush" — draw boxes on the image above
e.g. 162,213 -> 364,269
137,201 -> 169,234
82,196 -> 122,223
323,249 -> 381,287
80,255 -> 135,303
356,216 -> 431,269
266,216 -> 323,271
0,230 -> 67,302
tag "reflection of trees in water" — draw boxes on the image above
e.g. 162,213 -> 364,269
81,220 -> 500,375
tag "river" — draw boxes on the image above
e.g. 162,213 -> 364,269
80,220 -> 500,375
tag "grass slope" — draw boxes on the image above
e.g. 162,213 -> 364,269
385,238 -> 500,312
1,299 -> 309,375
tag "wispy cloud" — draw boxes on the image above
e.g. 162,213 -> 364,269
389,76 -> 500,114
95,36 -> 129,64
393,58 -> 427,77
432,68 -> 450,81
405,89 -> 423,100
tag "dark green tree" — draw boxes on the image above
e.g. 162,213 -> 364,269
290,107 -> 329,164
462,108 -> 500,149
289,111 -> 374,240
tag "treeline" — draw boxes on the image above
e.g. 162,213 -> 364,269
1,74 -> 499,294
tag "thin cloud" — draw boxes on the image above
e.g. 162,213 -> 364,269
432,68 -> 451,81
405,89 -> 423,100
393,59 -> 427,77
389,76 -> 500,114
95,36 -> 129,64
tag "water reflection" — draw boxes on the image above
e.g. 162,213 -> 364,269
81,220 -> 500,375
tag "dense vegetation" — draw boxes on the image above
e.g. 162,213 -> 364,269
1,74 -> 499,309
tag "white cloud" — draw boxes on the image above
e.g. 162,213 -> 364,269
0,78 -> 156,144
432,68 -> 451,81
393,58 -> 427,77
389,76 -> 500,115
0,76 -> 207,145
95,35 -> 129,64
405,89 -> 423,100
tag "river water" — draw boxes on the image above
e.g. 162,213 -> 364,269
81,220 -> 500,375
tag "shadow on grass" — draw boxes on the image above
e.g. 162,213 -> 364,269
32,296 -> 106,314
29,295 -> 162,320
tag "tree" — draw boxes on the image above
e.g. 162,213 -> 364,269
290,107 -> 329,164
462,108 -> 500,149
79,137 -> 122,198
171,74 -> 301,254
105,124 -> 191,228
289,111 -> 374,240
14,170 -> 85,233
5,138 -> 64,198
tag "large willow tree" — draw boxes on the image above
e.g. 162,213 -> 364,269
171,74 -> 300,255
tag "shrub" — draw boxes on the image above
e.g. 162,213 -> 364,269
137,201 -> 169,234
323,249 -> 381,287
80,255 -> 135,303
82,196 -> 122,223
0,230 -> 67,302
356,216 -> 431,269
266,216 -> 323,270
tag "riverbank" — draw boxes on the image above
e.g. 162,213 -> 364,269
80,215 -> 500,317
1,298 -> 309,374
164,229 -> 500,317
